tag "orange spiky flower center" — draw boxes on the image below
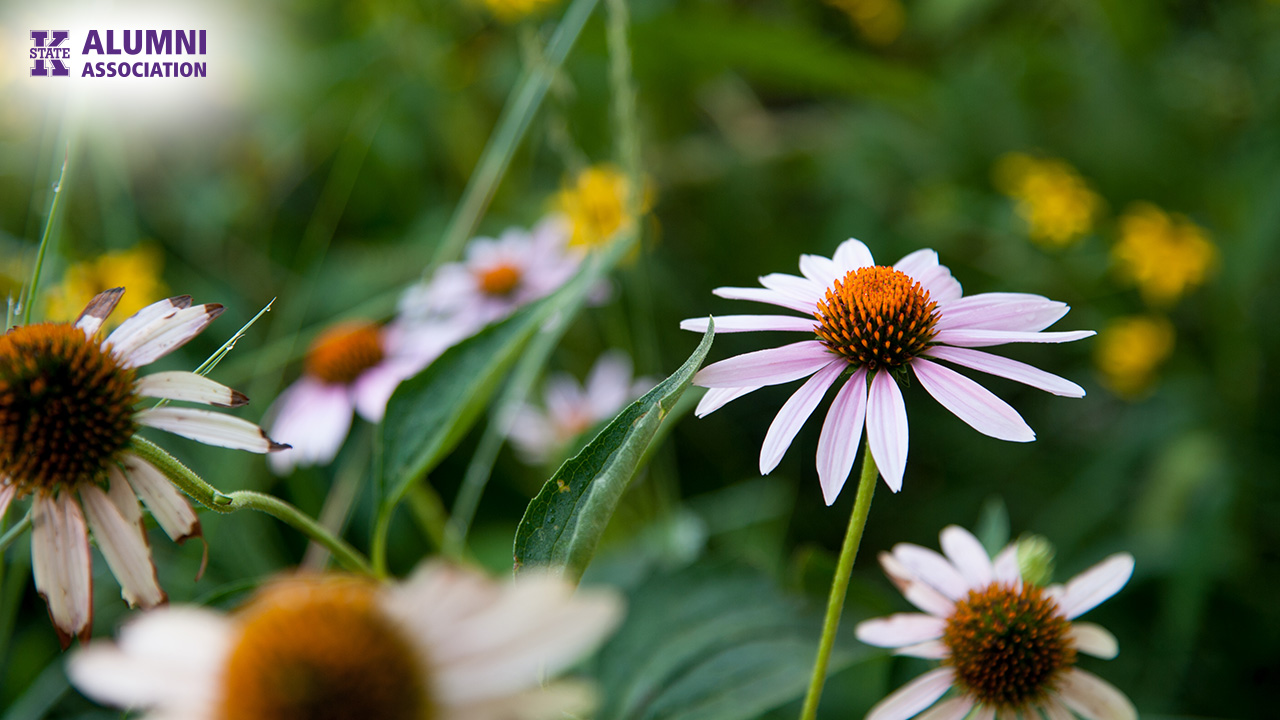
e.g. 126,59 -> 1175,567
0,323 -> 137,496
942,581 -> 1075,709
813,266 -> 939,370
476,263 -> 522,296
218,576 -> 434,720
305,323 -> 385,386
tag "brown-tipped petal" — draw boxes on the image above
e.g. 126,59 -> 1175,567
80,485 -> 165,609
135,407 -> 288,454
31,493 -> 93,648
105,466 -> 143,525
112,304 -> 224,369
103,296 -> 192,352
121,455 -> 201,543
135,371 -> 249,408
74,288 -> 125,338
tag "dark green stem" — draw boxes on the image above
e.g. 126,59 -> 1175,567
799,440 -> 879,720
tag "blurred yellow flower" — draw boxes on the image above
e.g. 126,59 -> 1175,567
554,165 -> 649,251
994,153 -> 1102,248
477,0 -> 561,22
44,246 -> 167,326
1095,315 -> 1175,398
825,0 -> 905,45
1112,203 -> 1217,306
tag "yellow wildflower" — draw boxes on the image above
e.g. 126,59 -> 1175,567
476,0 -> 561,23
1095,315 -> 1175,398
824,0 -> 905,45
1112,203 -> 1217,306
44,246 -> 167,326
554,165 -> 649,251
994,153 -> 1102,248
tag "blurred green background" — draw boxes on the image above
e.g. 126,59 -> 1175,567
2,0 -> 1278,717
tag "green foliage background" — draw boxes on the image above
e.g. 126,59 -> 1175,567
2,0 -> 1278,717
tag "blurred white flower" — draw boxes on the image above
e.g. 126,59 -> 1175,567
70,562 -> 624,720
855,525 -> 1136,720
399,217 -> 580,332
267,319 -> 468,474
507,351 -> 654,464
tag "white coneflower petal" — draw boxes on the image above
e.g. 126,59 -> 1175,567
854,613 -> 945,647
695,386 -> 759,417
939,524 -> 994,587
1041,698 -> 1077,720
892,543 -> 969,601
31,493 -> 93,644
695,341 -> 834,388
866,667 -> 955,720
894,640 -> 948,659
933,293 -> 1068,333
1069,622 -> 1120,659
759,272 -> 825,302
916,696 -> 974,720
712,285 -> 814,313
911,359 -> 1036,442
74,287 -> 125,338
816,368 -> 868,505
1055,668 -> 1137,720
1054,554 -> 1136,619
866,370 -> 909,492
135,371 -> 248,408
680,315 -> 817,334
932,328 -> 1096,348
136,407 -> 289,453
105,466 -> 143,525
925,346 -> 1085,397
991,544 -> 1023,585
104,296 -> 192,349
113,304 -> 224,369
79,484 -> 164,608
69,607 -> 232,711
121,455 -> 200,542
760,361 -> 844,475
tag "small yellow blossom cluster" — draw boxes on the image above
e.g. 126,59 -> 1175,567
993,153 -> 1217,399
824,0 -> 905,45
1094,315 -> 1175,398
476,0 -> 561,23
1112,202 -> 1217,307
554,164 -> 648,250
994,153 -> 1102,248
44,245 -> 166,326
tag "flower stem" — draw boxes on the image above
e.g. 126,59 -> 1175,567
20,150 -> 69,327
226,491 -> 374,576
0,512 -> 32,555
798,441 -> 879,720
129,436 -> 374,577
427,0 -> 599,273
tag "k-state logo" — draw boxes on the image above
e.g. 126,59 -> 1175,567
31,30 -> 71,77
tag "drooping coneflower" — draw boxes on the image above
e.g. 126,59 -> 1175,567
0,288 -> 287,645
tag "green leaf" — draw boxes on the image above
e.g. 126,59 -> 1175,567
513,321 -> 715,579
379,297 -> 557,509
595,561 -> 874,720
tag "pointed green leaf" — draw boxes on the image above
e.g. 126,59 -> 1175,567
514,322 -> 714,578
